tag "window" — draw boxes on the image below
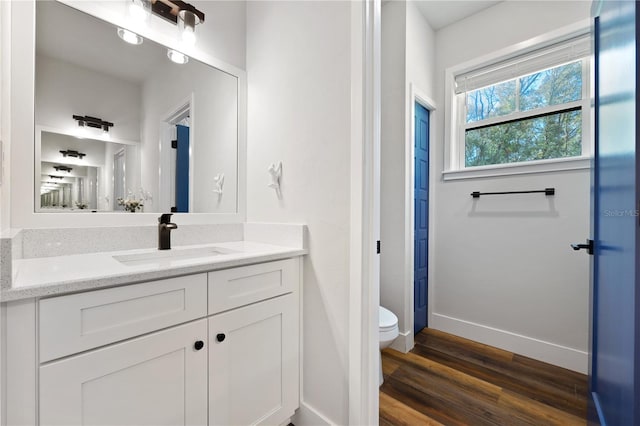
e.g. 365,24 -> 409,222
447,32 -> 591,176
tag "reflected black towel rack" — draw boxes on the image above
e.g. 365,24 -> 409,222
471,188 -> 555,198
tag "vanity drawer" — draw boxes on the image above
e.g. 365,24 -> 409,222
39,274 -> 207,362
208,258 -> 298,314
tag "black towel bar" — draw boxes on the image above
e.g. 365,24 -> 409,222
471,188 -> 555,198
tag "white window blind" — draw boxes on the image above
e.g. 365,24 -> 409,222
454,33 -> 590,94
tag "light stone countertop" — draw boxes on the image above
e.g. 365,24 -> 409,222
2,241 -> 307,302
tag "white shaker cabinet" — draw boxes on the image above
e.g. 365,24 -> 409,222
209,294 -> 298,426
12,257 -> 302,426
39,319 -> 209,426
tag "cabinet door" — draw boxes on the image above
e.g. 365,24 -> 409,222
40,320 -> 208,426
209,294 -> 299,426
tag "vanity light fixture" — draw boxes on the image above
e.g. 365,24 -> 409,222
49,175 -> 64,180
117,28 -> 143,45
73,115 -> 114,133
149,0 -> 204,45
53,165 -> 73,173
60,150 -> 86,159
167,49 -> 189,64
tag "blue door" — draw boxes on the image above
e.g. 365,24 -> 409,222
414,102 -> 429,334
175,124 -> 189,213
590,1 -> 639,424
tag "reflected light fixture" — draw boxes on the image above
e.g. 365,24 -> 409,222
53,165 -> 73,173
117,28 -> 143,45
73,115 -> 114,133
167,49 -> 189,65
60,150 -> 86,160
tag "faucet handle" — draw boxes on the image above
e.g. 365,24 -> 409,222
159,213 -> 173,224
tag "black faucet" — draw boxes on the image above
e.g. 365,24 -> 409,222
158,213 -> 178,250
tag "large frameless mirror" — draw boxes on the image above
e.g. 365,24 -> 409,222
34,1 -> 239,214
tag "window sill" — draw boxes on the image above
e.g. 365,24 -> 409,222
442,156 -> 590,181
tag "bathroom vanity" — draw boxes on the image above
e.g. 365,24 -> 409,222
1,233 -> 306,426
0,0 -> 306,424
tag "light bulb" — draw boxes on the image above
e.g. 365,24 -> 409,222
178,10 -> 199,46
129,0 -> 150,22
182,26 -> 196,45
167,49 -> 189,65
117,28 -> 143,45
75,121 -> 86,139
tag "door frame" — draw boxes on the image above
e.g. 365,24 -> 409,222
404,84 -> 436,350
113,148 -> 126,211
158,95 -> 193,212
347,0 -> 380,425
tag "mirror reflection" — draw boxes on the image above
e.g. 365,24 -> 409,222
37,128 -> 140,212
34,1 -> 239,213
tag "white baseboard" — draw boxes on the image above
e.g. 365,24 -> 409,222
292,401 -> 334,426
430,313 -> 588,374
390,329 -> 414,353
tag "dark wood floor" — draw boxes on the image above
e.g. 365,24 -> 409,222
380,328 -> 588,426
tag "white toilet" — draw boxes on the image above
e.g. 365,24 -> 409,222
379,306 -> 399,385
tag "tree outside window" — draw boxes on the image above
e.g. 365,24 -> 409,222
463,60 -> 584,167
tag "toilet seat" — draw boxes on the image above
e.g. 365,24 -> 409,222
379,306 -> 398,329
379,305 -> 399,344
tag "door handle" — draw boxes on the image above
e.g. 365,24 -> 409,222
571,239 -> 594,255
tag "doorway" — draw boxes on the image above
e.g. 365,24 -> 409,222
414,101 -> 429,334
159,97 -> 193,213
113,148 -> 126,211
174,124 -> 190,212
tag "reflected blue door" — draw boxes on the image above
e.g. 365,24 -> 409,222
414,102 -> 429,334
175,124 -> 189,213
590,1 -> 639,424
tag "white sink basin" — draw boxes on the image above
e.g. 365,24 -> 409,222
113,246 -> 236,266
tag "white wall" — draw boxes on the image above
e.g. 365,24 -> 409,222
405,1 -> 435,98
0,4 -> 7,425
246,1 -> 352,423
432,1 -> 592,372
190,0 -> 246,71
140,59 -> 238,213
0,1 -> 8,233
380,0 -> 436,350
